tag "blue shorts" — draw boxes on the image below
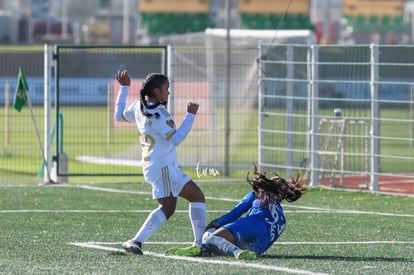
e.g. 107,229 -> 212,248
223,215 -> 270,255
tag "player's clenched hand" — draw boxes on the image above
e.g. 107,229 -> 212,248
116,69 -> 130,86
187,101 -> 199,115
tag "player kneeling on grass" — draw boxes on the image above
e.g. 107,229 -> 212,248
166,164 -> 308,260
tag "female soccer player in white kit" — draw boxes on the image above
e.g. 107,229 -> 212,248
114,69 -> 206,255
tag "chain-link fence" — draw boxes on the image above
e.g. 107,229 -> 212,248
2,44 -> 414,196
258,44 -> 414,194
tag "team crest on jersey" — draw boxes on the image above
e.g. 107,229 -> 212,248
166,119 -> 175,128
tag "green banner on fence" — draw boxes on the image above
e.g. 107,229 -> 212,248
13,66 -> 28,112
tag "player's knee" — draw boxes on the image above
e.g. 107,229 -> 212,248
181,181 -> 205,202
160,207 -> 175,219
202,228 -> 215,244
190,181 -> 205,202
195,190 -> 205,202
158,201 -> 176,218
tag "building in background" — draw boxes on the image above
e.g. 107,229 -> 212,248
0,0 -> 137,44
311,0 -> 342,44
339,0 -> 410,44
0,0 -> 414,45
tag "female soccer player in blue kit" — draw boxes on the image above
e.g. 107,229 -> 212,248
200,165 -> 307,260
114,69 -> 206,255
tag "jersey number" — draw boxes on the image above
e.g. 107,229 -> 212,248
140,133 -> 155,160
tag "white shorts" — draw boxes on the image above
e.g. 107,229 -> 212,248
143,162 -> 191,199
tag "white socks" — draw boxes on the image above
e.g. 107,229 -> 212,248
131,202 -> 206,246
132,208 -> 167,244
189,202 -> 207,246
204,234 -> 242,257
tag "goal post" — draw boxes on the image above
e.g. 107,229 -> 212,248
257,44 -> 385,192
52,45 -> 168,178
43,44 -> 53,184
318,116 -> 370,188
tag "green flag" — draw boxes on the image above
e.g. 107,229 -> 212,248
13,67 -> 29,112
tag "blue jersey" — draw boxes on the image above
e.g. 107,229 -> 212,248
215,191 -> 286,256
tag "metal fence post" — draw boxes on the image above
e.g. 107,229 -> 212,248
370,44 -> 380,192
310,45 -> 320,187
44,44 -> 52,183
286,45 -> 294,177
258,44 -> 266,169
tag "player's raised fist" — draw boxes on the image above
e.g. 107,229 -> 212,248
116,69 -> 130,86
187,101 -> 199,115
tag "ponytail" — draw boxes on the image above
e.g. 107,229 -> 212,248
139,73 -> 169,118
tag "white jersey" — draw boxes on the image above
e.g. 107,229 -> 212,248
124,100 -> 178,166
114,85 -> 195,169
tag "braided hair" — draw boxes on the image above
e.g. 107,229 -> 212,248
140,73 -> 169,118
246,164 -> 308,205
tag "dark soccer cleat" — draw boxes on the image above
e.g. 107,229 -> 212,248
122,240 -> 143,255
200,244 -> 216,257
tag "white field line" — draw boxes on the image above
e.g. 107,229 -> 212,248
68,241 -> 330,275
76,240 -> 414,246
1,209 -> 414,218
1,184 -> 413,218
70,185 -> 414,218
2,184 -> 411,273
0,209 -> 223,214
3,183 -> 414,198
75,184 -> 240,202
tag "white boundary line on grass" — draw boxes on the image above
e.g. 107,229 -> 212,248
68,241 -> 330,275
73,185 -> 414,218
2,184 -> 414,218
73,240 -> 414,246
75,184 -> 241,202
3,184 -> 413,273
1,209 -> 414,218
66,182 -> 414,273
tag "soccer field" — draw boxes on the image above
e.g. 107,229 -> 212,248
0,180 -> 413,274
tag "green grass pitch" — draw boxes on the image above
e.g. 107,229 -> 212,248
0,180 -> 413,274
